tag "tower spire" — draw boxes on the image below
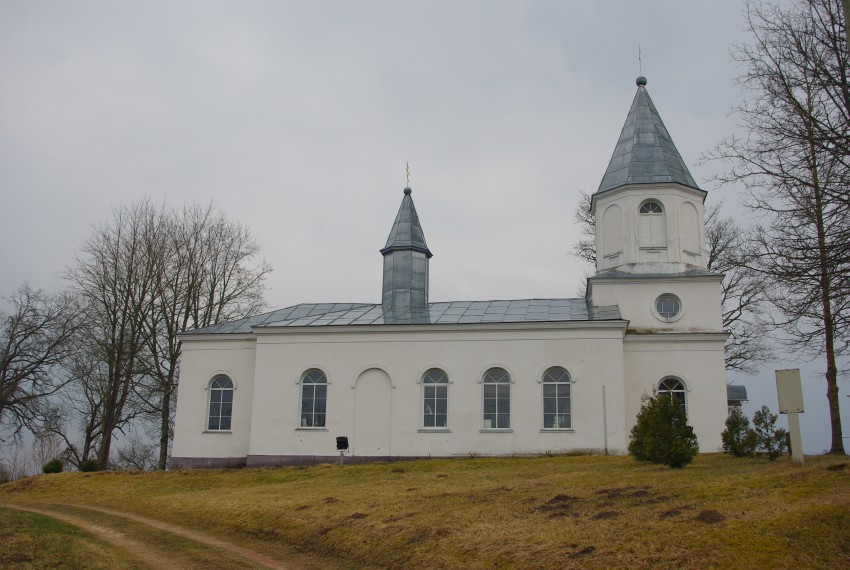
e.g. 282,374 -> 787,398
596,76 -> 698,194
380,186 -> 432,324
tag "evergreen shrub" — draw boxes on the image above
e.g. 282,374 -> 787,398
628,394 -> 698,468
79,459 -> 100,472
752,406 -> 788,460
42,458 -> 63,474
721,408 -> 758,457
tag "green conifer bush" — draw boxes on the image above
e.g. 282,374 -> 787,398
42,458 -> 63,474
628,394 -> 698,468
721,408 -> 759,457
752,406 -> 788,460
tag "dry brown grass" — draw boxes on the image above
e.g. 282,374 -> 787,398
2,453 -> 849,569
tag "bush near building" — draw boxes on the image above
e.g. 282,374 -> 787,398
628,394 -> 698,468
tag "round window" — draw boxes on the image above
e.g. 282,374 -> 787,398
655,294 -> 681,320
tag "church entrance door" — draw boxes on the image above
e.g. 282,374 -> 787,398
353,368 -> 393,456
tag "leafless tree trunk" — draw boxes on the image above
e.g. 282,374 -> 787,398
66,201 -> 164,469
707,0 -> 849,453
842,0 -> 850,45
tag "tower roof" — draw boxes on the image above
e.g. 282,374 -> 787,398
380,187 -> 432,258
596,77 -> 699,195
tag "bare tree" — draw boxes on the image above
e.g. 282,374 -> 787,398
113,430 -> 158,471
706,0 -> 849,453
65,201 -> 164,468
570,191 -> 596,266
137,201 -> 270,469
57,199 -> 270,470
0,285 -> 80,437
704,204 -> 773,374
570,195 -> 770,373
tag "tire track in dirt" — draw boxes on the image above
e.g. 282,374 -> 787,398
1,502 -> 294,570
1,503 -> 179,569
67,504 -> 292,570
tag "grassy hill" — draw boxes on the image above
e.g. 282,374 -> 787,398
1,453 -> 849,568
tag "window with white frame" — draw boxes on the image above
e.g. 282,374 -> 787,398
542,367 -> 572,429
483,367 -> 511,429
299,369 -> 327,428
207,375 -> 233,431
657,377 -> 687,416
639,200 -> 666,247
422,368 -> 448,428
654,293 -> 682,322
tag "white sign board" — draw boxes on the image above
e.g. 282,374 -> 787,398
775,369 -> 804,414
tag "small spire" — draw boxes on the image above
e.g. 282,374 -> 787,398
381,187 -> 432,258
406,161 -> 411,187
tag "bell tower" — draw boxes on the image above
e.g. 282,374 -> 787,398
587,77 -> 723,333
591,76 -> 708,276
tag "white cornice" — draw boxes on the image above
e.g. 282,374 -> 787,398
591,183 -> 708,214
250,319 -> 629,337
177,333 -> 257,342
588,273 -> 723,285
624,332 -> 729,343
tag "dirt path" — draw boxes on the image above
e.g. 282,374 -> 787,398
0,502 -> 294,570
1,503 -> 181,569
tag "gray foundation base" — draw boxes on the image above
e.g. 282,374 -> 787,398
169,456 -> 247,469
169,455 -> 450,469
246,454 -> 444,467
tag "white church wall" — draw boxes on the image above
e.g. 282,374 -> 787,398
594,184 -> 707,273
589,277 -> 724,332
243,323 -> 629,463
622,334 -> 728,452
171,336 -> 257,466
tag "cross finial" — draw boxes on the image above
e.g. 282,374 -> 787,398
406,161 -> 410,187
638,44 -> 642,76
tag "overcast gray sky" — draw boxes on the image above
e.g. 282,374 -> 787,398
1,1 -> 846,453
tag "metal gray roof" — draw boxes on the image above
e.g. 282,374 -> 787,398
185,299 -> 623,334
597,77 -> 699,194
380,187 -> 432,258
727,385 -> 748,402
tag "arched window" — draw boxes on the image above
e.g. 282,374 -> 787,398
483,368 -> 511,429
207,375 -> 233,431
300,369 -> 327,428
543,367 -> 571,429
422,368 -> 448,428
657,377 -> 687,415
639,200 -> 666,247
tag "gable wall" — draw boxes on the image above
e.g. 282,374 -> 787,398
171,337 -> 257,467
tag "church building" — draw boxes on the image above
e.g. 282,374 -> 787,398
170,77 -> 729,468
